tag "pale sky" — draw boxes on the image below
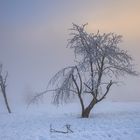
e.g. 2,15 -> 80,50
0,0 -> 140,105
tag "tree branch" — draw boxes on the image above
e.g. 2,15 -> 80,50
72,74 -> 85,111
97,80 -> 113,102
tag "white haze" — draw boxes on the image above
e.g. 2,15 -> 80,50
0,0 -> 140,109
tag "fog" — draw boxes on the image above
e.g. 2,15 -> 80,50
0,0 -> 140,108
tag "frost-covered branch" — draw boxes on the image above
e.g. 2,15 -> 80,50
0,64 -> 11,113
33,23 -> 138,118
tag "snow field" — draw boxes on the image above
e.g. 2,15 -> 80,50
0,102 -> 140,140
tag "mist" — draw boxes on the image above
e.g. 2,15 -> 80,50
0,0 -> 140,109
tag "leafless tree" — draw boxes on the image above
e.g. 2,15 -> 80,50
33,24 -> 138,118
0,64 -> 11,113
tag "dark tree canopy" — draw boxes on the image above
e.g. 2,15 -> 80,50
33,23 -> 138,118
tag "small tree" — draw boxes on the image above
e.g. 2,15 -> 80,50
0,64 -> 11,113
33,24 -> 138,118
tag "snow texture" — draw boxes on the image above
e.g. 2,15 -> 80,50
0,102 -> 140,140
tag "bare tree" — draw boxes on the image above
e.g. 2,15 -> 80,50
0,64 -> 11,113
33,24 -> 138,118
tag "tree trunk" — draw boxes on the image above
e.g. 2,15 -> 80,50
82,107 -> 91,118
81,100 -> 96,118
1,87 -> 11,113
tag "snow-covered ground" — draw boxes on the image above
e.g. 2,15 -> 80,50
0,101 -> 140,140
